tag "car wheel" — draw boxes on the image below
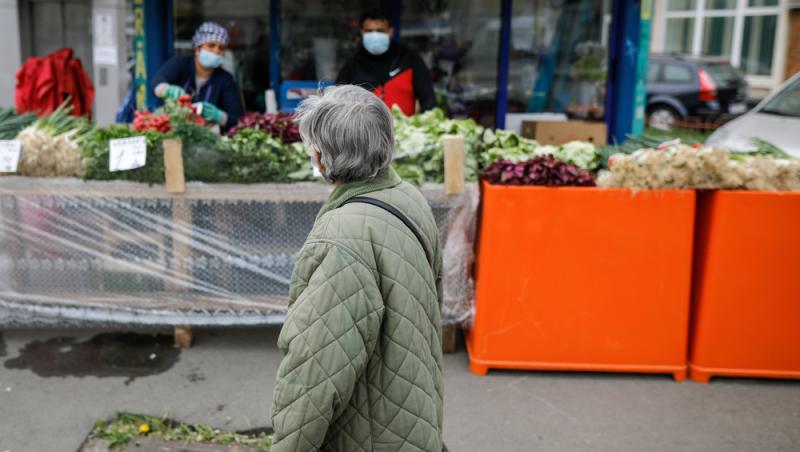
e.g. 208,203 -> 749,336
648,106 -> 679,131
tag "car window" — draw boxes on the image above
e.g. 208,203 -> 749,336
759,77 -> 800,118
663,64 -> 693,83
648,63 -> 661,82
702,63 -> 741,83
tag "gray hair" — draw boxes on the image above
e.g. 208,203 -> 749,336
295,85 -> 394,183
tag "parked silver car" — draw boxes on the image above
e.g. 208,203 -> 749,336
706,72 -> 800,157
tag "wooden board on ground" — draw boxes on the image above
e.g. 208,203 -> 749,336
442,324 -> 459,354
174,326 -> 193,348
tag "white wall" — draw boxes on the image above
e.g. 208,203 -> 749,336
0,0 -> 22,108
92,0 -> 129,125
650,0 -> 667,54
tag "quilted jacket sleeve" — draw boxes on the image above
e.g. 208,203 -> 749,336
271,241 -> 384,451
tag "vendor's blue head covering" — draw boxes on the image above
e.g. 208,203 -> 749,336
192,22 -> 229,48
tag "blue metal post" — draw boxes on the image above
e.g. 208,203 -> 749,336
270,0 -> 281,93
632,0 -> 653,136
143,0 -> 173,110
164,0 -> 174,60
495,0 -> 512,129
605,0 -> 642,143
382,0 -> 402,43
133,0 -> 147,110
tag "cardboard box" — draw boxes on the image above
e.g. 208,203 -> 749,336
521,120 -> 607,146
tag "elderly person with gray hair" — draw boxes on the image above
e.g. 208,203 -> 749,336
270,85 -> 445,452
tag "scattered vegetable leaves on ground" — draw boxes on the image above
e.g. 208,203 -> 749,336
92,413 -> 272,451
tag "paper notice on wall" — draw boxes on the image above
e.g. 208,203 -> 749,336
93,46 -> 118,66
109,136 -> 147,172
0,140 -> 21,173
94,13 -> 115,46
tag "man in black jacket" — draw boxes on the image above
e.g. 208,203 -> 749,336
336,9 -> 436,115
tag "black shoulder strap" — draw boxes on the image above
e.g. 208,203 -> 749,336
341,196 -> 433,269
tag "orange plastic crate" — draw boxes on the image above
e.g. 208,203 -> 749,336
467,183 -> 696,381
689,191 -> 800,383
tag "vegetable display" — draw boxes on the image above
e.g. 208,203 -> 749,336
13,104 -> 91,177
223,128 -> 309,183
0,108 -> 36,140
83,100 -> 226,184
479,129 -> 537,167
226,112 -> 300,143
132,111 -> 172,133
391,107 -> 602,185
554,141 -> 601,171
19,102 -> 798,192
392,107 -> 483,185
81,125 -> 167,184
597,144 -> 800,191
482,155 -> 595,187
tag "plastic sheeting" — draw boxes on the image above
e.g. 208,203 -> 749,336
0,177 -> 477,327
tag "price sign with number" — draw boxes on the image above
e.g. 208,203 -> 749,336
109,136 -> 147,172
0,140 -> 22,173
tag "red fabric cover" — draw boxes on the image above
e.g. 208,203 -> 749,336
15,48 -> 94,118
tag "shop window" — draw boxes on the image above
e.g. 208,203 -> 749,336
701,17 -> 734,57
740,15 -> 777,76
399,0 -> 610,124
399,0 -> 502,125
510,0 -> 611,121
748,0 -> 778,6
667,0 -> 697,11
173,0 -> 271,111
705,0 -> 736,10
665,18 -> 694,54
280,1 -> 378,83
664,64 -> 693,83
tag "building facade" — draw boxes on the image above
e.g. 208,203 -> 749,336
650,0 -> 799,98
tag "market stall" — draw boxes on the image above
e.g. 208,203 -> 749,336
5,97 -> 797,378
467,140 -> 800,380
0,99 -> 598,349
0,102 -> 486,338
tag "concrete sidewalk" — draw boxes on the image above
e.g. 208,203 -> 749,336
1,327 -> 798,452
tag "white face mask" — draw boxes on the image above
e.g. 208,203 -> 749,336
310,146 -> 324,179
363,31 -> 391,55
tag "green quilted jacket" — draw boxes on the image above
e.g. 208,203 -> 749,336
271,167 -> 444,452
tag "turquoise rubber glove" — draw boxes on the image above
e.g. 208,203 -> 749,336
164,84 -> 186,99
199,102 -> 225,124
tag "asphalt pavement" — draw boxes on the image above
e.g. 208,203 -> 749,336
1,327 -> 798,452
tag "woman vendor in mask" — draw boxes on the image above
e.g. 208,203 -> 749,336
151,22 -> 244,130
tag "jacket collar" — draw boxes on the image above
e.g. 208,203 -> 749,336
316,166 -> 402,220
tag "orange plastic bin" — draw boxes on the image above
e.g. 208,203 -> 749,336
689,191 -> 800,383
467,184 -> 696,381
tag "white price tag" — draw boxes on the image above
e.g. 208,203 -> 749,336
0,140 -> 22,173
93,45 -> 118,65
109,136 -> 147,172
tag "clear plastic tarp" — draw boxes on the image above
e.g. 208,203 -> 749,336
0,177 -> 477,327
